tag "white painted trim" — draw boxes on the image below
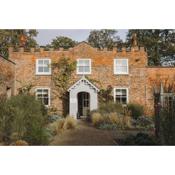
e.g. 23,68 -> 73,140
35,87 -> 51,107
36,58 -> 51,75
68,76 -> 99,92
76,58 -> 92,75
114,58 -> 129,75
113,87 -> 129,104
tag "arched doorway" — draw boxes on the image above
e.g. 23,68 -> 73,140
77,92 -> 90,118
68,76 -> 99,119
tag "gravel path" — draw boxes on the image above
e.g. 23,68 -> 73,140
50,120 -> 117,146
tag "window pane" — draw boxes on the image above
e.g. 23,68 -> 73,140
38,60 -> 43,64
84,66 -> 90,72
43,89 -> 48,94
116,89 -> 122,95
38,67 -> 43,72
121,97 -> 127,104
115,59 -> 128,73
121,89 -> 126,95
121,66 -> 127,73
43,98 -> 49,105
44,60 -> 49,65
83,60 -> 90,66
115,89 -> 127,104
78,66 -> 84,73
44,67 -> 49,72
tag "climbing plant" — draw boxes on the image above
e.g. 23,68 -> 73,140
52,57 -> 76,116
99,85 -> 113,104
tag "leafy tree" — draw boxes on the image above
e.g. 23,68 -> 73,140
87,29 -> 122,49
126,30 -> 175,66
50,36 -> 77,49
0,29 -> 38,58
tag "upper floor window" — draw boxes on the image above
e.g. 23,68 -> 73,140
36,58 -> 51,75
35,88 -> 50,106
77,59 -> 91,74
114,58 -> 128,75
114,88 -> 128,105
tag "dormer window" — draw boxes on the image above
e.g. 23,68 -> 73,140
77,59 -> 91,74
114,58 -> 128,75
36,58 -> 51,75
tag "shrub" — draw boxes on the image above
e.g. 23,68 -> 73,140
91,112 -> 104,127
0,95 -> 49,145
48,114 -> 63,123
117,133 -> 157,145
50,118 -> 65,134
99,102 -> 123,114
63,116 -> 77,129
14,140 -> 29,146
135,116 -> 154,129
127,103 -> 144,119
98,123 -> 118,130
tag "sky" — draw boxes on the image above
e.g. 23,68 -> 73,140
36,29 -> 128,46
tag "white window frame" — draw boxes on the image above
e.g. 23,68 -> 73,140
113,87 -> 129,104
36,58 -> 51,75
35,87 -> 51,107
76,58 -> 92,75
114,58 -> 129,75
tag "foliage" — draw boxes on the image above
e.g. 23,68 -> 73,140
17,81 -> 33,95
98,123 -> 118,130
127,30 -> 175,66
63,116 -> 77,130
99,102 -> 123,114
48,118 -> 65,135
0,29 -> 38,58
159,108 -> 175,145
48,116 -> 77,135
52,57 -> 76,97
87,29 -> 122,49
50,36 -> 77,49
52,57 -> 76,116
48,114 -> 63,123
91,111 -> 131,129
99,85 -> 113,103
14,140 -> 29,146
91,112 -> 104,127
0,60 -> 13,85
0,95 -> 49,145
117,133 -> 157,145
127,103 -> 144,120
134,116 -> 154,129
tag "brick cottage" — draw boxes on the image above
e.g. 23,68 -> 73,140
3,42 -> 175,118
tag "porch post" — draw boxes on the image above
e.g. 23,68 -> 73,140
69,91 -> 78,119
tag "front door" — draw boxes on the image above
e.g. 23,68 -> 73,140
78,92 -> 90,118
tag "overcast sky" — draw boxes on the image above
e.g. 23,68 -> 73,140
36,29 -> 128,45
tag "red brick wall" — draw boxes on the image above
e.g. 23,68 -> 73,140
0,56 -> 15,97
9,42 -> 175,116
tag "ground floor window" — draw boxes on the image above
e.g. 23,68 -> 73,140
114,88 -> 128,104
35,88 -> 50,106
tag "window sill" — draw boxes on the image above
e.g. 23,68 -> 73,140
35,73 -> 52,76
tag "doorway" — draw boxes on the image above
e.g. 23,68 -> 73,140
77,92 -> 90,118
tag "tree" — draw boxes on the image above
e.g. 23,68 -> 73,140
0,29 -> 38,58
126,30 -> 175,66
50,36 -> 77,49
87,29 -> 122,49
